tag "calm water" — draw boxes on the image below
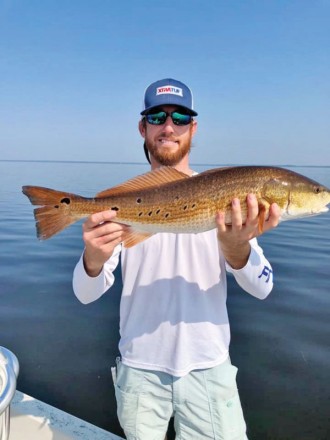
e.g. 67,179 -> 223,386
0,160 -> 329,440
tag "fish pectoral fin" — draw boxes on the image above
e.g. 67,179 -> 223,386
122,229 -> 154,248
257,199 -> 271,233
95,167 -> 189,197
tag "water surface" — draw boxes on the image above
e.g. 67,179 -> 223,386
0,161 -> 329,440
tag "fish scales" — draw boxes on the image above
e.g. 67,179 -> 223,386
22,166 -> 330,247
97,181 -> 212,233
94,167 -> 265,233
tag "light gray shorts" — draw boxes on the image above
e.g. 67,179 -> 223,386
112,357 -> 248,440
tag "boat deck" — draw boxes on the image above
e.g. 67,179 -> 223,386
10,391 -> 123,440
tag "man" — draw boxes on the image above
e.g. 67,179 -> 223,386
73,78 -> 280,439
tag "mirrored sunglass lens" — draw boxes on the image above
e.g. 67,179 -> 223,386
172,112 -> 192,125
147,112 -> 166,125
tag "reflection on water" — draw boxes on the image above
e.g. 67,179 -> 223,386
0,161 -> 329,440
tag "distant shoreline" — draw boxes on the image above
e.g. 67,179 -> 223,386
0,159 -> 329,168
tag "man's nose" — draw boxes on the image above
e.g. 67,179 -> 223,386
162,116 -> 175,132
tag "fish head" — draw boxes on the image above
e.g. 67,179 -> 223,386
285,178 -> 330,219
262,173 -> 330,221
262,178 -> 291,213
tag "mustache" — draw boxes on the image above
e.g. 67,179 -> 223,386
158,135 -> 178,141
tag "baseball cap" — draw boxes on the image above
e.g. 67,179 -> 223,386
141,78 -> 198,116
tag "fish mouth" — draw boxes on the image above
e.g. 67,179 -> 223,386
310,206 -> 329,215
282,206 -> 329,221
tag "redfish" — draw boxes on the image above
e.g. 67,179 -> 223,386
22,166 -> 330,247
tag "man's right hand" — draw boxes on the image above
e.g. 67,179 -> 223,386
82,210 -> 128,277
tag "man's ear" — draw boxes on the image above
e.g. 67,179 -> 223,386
191,120 -> 198,136
138,119 -> 146,138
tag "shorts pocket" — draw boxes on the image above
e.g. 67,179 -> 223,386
116,361 -> 145,393
114,362 -> 146,436
115,385 -> 139,436
205,362 -> 247,439
214,391 -> 247,440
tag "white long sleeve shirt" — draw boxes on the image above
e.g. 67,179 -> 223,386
73,230 -> 273,377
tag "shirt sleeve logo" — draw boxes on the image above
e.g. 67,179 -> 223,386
258,266 -> 273,283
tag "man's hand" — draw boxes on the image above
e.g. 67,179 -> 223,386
82,210 -> 128,277
216,194 -> 280,269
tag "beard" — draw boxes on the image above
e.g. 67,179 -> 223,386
145,128 -> 193,167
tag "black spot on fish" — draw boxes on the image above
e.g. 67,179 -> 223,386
165,213 -> 170,218
138,212 -> 143,217
192,204 -> 196,208
137,198 -> 142,204
111,206 -> 119,211
183,205 -> 188,210
148,211 -> 153,216
61,198 -> 71,205
156,209 -> 160,214
54,205 -> 59,209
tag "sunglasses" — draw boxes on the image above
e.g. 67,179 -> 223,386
145,111 -> 193,126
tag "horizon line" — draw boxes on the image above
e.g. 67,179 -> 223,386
0,159 -> 329,168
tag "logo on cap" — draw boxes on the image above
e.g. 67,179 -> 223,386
156,86 -> 183,97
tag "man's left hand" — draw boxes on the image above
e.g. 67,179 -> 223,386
216,194 -> 280,269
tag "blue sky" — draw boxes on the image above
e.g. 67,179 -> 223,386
1,0 -> 329,165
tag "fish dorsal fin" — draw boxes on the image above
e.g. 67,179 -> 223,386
95,167 -> 189,198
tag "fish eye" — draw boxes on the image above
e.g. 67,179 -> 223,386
314,186 -> 321,194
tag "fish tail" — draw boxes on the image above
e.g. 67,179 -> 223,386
22,186 -> 85,239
